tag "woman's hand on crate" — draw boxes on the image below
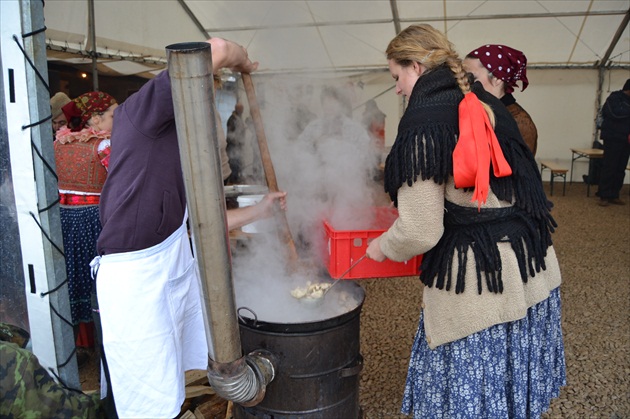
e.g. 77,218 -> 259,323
366,236 -> 387,262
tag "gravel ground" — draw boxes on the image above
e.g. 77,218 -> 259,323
80,181 -> 629,418
358,182 -> 630,419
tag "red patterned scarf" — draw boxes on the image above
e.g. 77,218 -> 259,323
61,91 -> 116,131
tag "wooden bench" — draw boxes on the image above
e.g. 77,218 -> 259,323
540,160 -> 568,196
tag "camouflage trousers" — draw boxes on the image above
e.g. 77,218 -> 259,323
0,342 -> 104,418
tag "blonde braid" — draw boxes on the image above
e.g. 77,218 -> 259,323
445,56 -> 470,94
445,52 -> 495,126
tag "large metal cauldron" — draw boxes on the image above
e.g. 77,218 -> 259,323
233,282 -> 365,419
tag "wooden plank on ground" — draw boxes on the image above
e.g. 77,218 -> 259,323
186,369 -> 209,387
194,396 -> 229,419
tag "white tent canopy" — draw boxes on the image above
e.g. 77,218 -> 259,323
44,0 -> 630,77
42,0 -> 630,178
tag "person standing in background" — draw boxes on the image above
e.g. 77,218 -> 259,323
464,44 -> 538,156
362,99 -> 386,148
213,76 -> 234,185
242,116 -> 265,184
54,92 -> 118,364
366,24 -> 564,418
597,79 -> 630,206
226,101 -> 247,184
362,99 -> 387,168
50,92 -> 72,135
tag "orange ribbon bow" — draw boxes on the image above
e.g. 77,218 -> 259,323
453,92 -> 512,209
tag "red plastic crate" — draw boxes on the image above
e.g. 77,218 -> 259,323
323,207 -> 423,279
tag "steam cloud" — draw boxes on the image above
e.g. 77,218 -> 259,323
232,74 -> 384,323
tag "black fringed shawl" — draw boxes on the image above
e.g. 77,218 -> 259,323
383,66 -> 557,294
384,67 -> 463,204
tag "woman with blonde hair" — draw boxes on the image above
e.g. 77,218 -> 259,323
366,24 -> 565,418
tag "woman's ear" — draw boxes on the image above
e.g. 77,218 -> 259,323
413,61 -> 426,76
492,76 -> 504,88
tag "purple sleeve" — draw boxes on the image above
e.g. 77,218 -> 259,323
120,70 -> 174,137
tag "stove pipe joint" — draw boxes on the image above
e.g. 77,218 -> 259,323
207,350 -> 276,407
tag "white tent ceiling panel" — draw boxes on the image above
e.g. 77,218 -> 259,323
399,0 -> 449,20
185,2 -> 237,29
43,0 -> 629,77
581,15 -> 630,64
215,1 -> 316,28
317,24 -> 392,69
207,29 -> 257,52
308,1 -> 392,22
221,27 -> 333,72
464,0 -> 563,15
445,19 -> 563,63
464,18 -> 581,60
191,0 -> 392,29
44,1 -> 89,41
93,2 -> 201,54
593,0 -> 630,12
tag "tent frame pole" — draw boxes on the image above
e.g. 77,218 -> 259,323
87,0 -> 98,91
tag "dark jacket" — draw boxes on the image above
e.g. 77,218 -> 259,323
98,71 -> 186,255
600,90 -> 630,142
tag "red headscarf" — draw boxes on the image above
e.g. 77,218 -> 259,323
469,45 -> 528,94
62,91 -> 116,132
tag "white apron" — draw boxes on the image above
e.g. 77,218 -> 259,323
91,220 -> 207,418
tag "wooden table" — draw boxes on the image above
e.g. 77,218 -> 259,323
570,148 -> 604,197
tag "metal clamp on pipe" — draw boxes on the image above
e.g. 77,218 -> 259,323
207,350 -> 276,407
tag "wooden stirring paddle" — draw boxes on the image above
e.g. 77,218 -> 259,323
241,73 -> 299,267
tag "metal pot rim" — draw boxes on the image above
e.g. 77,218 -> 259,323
238,283 -> 365,333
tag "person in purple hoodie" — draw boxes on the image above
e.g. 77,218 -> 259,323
90,38 -> 285,418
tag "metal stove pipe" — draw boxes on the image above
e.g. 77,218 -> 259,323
207,350 -> 276,406
166,41 -> 274,406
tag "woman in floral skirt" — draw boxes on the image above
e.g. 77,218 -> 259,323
366,24 -> 565,418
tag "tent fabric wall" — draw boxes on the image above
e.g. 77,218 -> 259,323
42,0 -> 630,179
43,0 -> 630,76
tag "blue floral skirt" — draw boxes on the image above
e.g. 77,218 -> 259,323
402,287 -> 566,419
60,205 -> 101,325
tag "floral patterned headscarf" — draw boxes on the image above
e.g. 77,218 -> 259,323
61,91 -> 116,131
468,44 -> 528,94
